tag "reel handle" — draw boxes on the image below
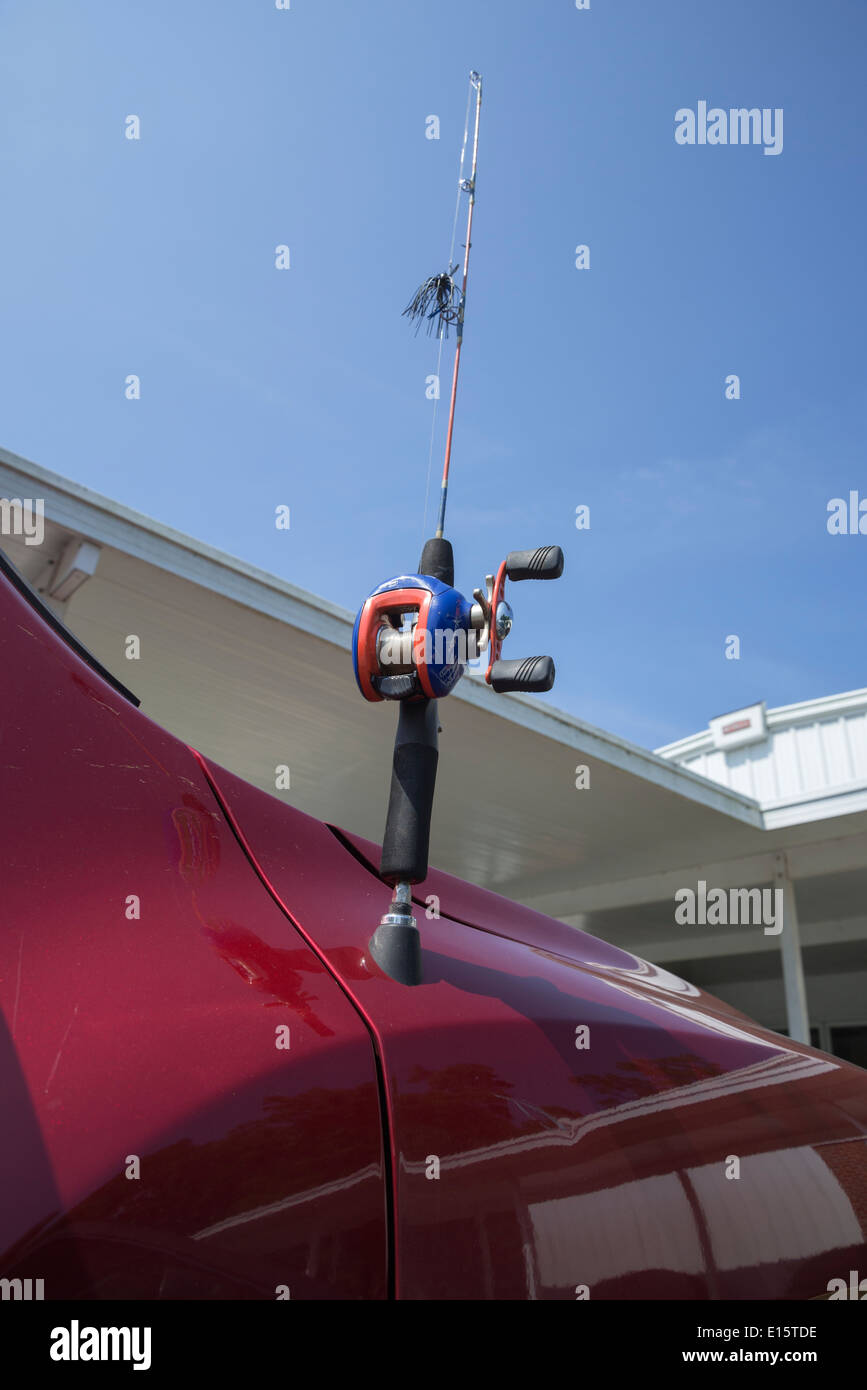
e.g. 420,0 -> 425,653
505,546 -> 564,582
489,655 -> 555,694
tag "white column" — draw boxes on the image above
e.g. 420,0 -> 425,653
775,853 -> 810,1044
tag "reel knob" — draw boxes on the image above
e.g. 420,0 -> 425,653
489,655 -> 555,694
505,546 -> 564,582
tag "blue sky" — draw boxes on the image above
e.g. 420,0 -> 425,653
0,0 -> 864,748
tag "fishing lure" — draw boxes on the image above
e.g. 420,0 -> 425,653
402,265 -> 462,337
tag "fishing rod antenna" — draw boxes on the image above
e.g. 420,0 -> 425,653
352,71 -> 564,986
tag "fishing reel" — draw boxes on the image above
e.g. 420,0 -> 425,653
353,533 -> 563,989
352,543 -> 563,704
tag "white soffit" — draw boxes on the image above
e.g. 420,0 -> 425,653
5,446 -> 866,909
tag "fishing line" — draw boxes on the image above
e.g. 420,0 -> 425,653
421,328 -> 446,543
410,73 -> 482,540
420,97 -> 467,539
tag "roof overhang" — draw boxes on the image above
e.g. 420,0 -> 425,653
2,445 -> 865,936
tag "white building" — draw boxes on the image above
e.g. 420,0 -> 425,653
654,697 -> 867,1060
1,445 -> 865,1066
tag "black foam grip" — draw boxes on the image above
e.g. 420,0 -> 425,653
489,655 -> 555,693
418,537 -> 454,587
505,546 -> 564,581
380,700 -> 439,884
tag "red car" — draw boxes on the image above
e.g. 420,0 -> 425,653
2,546 -> 866,1301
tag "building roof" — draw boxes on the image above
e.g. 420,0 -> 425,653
656,691 -> 867,829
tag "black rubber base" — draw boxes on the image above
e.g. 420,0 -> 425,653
368,921 -> 423,987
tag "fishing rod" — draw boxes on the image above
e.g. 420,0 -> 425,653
351,71 -> 564,986
435,69 -> 481,539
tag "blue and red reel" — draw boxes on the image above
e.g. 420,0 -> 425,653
353,574 -> 473,702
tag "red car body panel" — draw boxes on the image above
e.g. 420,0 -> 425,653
201,761 -> 867,1301
2,558 -> 867,1300
0,571 -> 388,1299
